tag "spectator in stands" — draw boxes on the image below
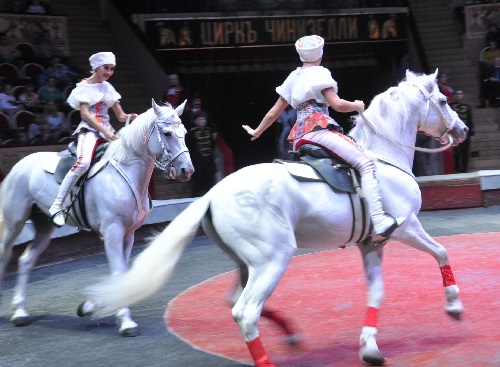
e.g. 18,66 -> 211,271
0,32 -> 24,68
25,0 -> 46,14
186,111 -> 216,197
275,104 -> 296,160
44,56 -> 82,89
450,88 -> 474,173
183,93 -> 216,134
482,55 -> 500,107
36,29 -> 64,67
437,72 -> 454,103
42,100 -> 69,141
162,73 -> 187,108
38,76 -> 64,106
485,23 -> 500,46
479,41 -> 500,107
18,83 -> 42,112
27,113 -> 43,143
0,83 -> 23,124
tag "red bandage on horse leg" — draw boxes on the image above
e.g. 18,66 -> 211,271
440,264 -> 456,287
261,308 -> 294,336
364,307 -> 378,327
246,337 -> 275,367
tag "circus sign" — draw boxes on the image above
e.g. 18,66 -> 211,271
144,11 -> 408,50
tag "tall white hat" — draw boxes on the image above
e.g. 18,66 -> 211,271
295,35 -> 324,62
89,52 -> 116,70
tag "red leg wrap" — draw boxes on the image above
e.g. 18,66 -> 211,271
261,308 -> 294,336
246,337 -> 275,367
440,264 -> 456,287
364,306 -> 378,327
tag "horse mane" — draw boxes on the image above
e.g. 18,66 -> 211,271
102,108 -> 157,163
350,70 -> 437,146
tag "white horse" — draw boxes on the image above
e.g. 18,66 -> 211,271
87,70 -> 468,364
0,100 -> 193,336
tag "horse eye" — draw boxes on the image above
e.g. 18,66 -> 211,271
164,131 -> 172,137
440,99 -> 447,105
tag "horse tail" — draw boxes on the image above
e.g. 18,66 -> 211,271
0,183 -> 5,241
87,194 -> 211,315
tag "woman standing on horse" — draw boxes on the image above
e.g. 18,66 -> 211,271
242,35 -> 405,237
49,52 -> 138,227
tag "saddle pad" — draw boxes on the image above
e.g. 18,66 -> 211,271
274,160 -> 322,181
42,153 -> 63,174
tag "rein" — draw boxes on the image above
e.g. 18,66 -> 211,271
359,112 -> 453,153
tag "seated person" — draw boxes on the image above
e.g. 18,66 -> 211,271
42,101 -> 69,140
479,41 -> 500,107
18,83 -> 43,112
45,56 -> 82,89
483,56 -> 500,107
0,83 -> 24,124
38,76 -> 64,106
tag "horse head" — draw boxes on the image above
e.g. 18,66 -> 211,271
149,99 -> 194,182
405,69 -> 468,146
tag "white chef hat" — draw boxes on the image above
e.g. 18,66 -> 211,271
295,35 -> 324,62
89,52 -> 116,70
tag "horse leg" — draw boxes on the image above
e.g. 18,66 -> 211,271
229,265 -> 300,346
99,226 -> 139,336
357,243 -> 386,366
233,255 -> 294,367
398,218 -> 463,319
11,214 -> 55,326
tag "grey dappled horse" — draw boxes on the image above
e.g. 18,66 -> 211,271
0,100 -> 193,336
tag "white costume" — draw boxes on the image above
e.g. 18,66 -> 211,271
49,52 -> 120,227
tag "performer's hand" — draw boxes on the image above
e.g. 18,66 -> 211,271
242,125 -> 260,141
130,113 -> 138,121
105,130 -> 118,141
354,100 -> 365,112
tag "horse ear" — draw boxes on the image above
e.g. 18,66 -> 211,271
432,68 -> 439,81
152,99 -> 161,116
175,99 -> 187,116
405,69 -> 412,80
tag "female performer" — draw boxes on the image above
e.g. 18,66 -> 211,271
49,51 -> 137,227
242,35 -> 405,237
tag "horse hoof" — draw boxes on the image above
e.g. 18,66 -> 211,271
445,299 -> 463,320
360,350 -> 385,366
446,309 -> 461,320
120,326 -> 140,337
77,300 -> 96,317
10,315 -> 31,326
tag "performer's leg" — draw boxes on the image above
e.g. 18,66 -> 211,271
49,132 -> 100,226
296,129 -> 405,236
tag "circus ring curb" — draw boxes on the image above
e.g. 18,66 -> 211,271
165,233 -> 500,367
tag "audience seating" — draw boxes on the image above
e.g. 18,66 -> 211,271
65,109 -> 80,130
12,110 -> 35,130
0,111 -> 17,144
20,63 -> 46,88
0,63 -> 27,86
16,43 -> 37,63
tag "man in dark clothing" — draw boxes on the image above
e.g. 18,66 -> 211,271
186,111 -> 215,196
449,89 -> 475,173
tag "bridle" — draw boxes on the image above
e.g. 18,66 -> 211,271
359,81 -> 457,153
127,110 -> 188,172
148,119 -> 188,171
409,82 -> 456,152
